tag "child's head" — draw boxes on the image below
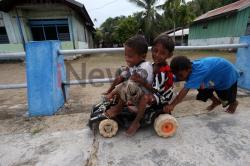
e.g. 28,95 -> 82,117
124,35 -> 148,67
170,56 -> 192,81
152,34 -> 174,64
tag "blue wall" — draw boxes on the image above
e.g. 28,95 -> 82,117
26,41 -> 66,116
236,36 -> 250,90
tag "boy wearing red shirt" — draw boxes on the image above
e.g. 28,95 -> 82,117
127,34 -> 175,136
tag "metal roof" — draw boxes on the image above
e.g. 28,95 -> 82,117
194,0 -> 250,23
0,0 -> 94,30
168,28 -> 189,37
163,27 -> 183,35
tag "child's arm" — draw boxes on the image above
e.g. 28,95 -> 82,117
163,87 -> 189,113
106,89 -> 118,101
106,76 -> 125,94
105,67 -> 130,94
130,74 -> 156,93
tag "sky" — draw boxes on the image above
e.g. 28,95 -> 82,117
76,0 -> 166,28
76,0 -> 192,28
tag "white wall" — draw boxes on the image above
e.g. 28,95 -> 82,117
72,12 -> 89,48
188,37 -> 240,46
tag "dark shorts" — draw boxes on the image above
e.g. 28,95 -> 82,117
196,82 -> 237,107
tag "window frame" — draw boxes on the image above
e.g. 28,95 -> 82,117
0,26 -> 9,44
29,19 -> 71,41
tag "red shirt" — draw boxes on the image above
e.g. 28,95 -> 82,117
153,64 -> 174,93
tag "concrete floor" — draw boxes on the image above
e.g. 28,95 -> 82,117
0,52 -> 247,166
0,107 -> 249,166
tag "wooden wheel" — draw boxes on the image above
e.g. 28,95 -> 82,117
154,114 -> 178,138
99,119 -> 118,138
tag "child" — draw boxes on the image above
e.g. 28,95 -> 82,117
126,34 -> 175,136
106,73 -> 148,107
104,35 -> 153,123
105,35 -> 153,95
164,56 -> 239,114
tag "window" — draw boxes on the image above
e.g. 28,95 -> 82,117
245,17 -> 250,35
29,19 -> 71,41
57,26 -> 70,41
44,26 -> 57,40
31,27 -> 45,41
0,27 -> 9,44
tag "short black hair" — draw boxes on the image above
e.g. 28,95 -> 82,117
125,35 -> 148,56
170,56 -> 192,74
153,34 -> 175,53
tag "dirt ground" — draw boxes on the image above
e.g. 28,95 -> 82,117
1,51 -> 250,165
0,50 -> 247,135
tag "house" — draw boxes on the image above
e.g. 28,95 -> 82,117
0,0 -> 95,53
188,0 -> 250,46
167,28 -> 189,46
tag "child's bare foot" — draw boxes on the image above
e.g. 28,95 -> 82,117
126,122 -> 140,136
225,100 -> 238,114
207,100 -> 221,111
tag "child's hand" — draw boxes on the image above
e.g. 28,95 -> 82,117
131,73 -> 143,84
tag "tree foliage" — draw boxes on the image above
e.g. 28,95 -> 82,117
94,0 -> 239,46
128,0 -> 159,42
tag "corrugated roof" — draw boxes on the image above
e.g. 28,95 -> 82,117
194,0 -> 250,23
168,28 -> 189,37
163,27 -> 183,35
0,0 -> 94,29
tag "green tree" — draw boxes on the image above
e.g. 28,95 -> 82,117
177,3 -> 195,44
95,0 -> 239,47
151,13 -> 171,37
93,28 -> 103,47
128,0 -> 159,43
115,16 -> 141,44
98,15 -> 141,47
160,0 -> 186,41
100,16 -> 126,46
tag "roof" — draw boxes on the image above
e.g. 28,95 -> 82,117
194,0 -> 250,23
0,0 -> 94,30
163,27 -> 183,35
167,28 -> 189,37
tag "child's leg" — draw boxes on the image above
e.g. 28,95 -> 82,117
207,94 -> 221,111
126,94 -> 155,136
105,76 -> 124,94
229,82 -> 238,114
216,82 -> 238,114
227,100 -> 238,114
105,98 -> 125,118
196,89 -> 221,111
105,67 -> 129,94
